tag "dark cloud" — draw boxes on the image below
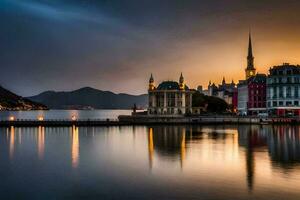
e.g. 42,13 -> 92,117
1,0 -> 300,96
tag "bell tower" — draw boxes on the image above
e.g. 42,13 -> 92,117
245,32 -> 256,79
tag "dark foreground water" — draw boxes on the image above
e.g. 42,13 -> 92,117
1,125 -> 300,200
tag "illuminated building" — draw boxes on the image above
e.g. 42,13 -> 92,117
148,73 -> 193,115
267,63 -> 300,116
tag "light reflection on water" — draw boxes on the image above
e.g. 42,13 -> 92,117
1,125 -> 300,199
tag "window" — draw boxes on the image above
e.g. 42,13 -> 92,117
273,87 -> 277,98
279,101 -> 283,106
287,87 -> 292,98
279,87 -> 283,98
273,101 -> 277,106
295,101 -> 299,106
286,101 -> 292,106
295,86 -> 299,98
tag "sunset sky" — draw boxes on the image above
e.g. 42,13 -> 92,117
1,0 -> 300,96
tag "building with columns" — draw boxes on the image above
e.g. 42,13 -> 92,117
267,63 -> 300,116
148,73 -> 193,115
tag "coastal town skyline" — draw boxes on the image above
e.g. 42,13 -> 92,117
2,0 -> 300,96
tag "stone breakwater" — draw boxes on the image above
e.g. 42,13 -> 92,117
0,116 -> 298,127
118,115 -> 299,125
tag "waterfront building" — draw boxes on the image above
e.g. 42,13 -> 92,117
237,75 -> 266,116
237,80 -> 248,115
237,32 -> 267,115
247,74 -> 267,115
267,63 -> 300,116
148,73 -> 194,115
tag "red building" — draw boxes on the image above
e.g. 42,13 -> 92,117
247,74 -> 267,115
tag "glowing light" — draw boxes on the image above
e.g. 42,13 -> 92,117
38,116 -> 44,121
71,115 -> 77,121
9,116 -> 15,121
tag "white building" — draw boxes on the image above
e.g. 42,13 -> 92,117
237,80 -> 248,115
148,73 -> 194,115
267,63 -> 300,116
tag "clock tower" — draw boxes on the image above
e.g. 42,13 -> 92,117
245,32 -> 256,79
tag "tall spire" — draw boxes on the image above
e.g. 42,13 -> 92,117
245,30 -> 256,79
248,31 -> 253,59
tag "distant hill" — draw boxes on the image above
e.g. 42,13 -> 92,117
0,86 -> 47,110
28,87 -> 148,109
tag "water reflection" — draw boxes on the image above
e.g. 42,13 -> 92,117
267,126 -> 300,167
37,126 -> 45,160
9,126 -> 15,159
148,128 -> 154,169
147,125 -> 300,192
2,125 -> 300,199
71,125 -> 79,168
147,126 -> 190,168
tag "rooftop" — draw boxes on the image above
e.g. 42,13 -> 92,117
156,81 -> 189,90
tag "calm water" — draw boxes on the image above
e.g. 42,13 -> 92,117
1,125 -> 300,199
0,109 -> 132,120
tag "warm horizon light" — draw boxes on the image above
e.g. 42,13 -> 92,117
1,0 -> 300,96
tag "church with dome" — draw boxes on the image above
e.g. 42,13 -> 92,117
148,73 -> 194,115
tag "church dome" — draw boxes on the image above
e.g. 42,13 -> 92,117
157,81 -> 189,90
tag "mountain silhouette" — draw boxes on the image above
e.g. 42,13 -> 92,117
28,87 -> 147,109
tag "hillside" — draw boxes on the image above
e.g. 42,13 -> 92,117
0,86 -> 47,110
28,87 -> 148,109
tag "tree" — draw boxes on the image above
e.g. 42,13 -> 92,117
192,91 -> 228,113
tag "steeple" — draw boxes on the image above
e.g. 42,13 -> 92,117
245,31 -> 256,79
179,72 -> 184,83
179,72 -> 185,90
149,73 -> 154,83
222,77 -> 226,85
149,73 -> 155,90
248,32 -> 253,60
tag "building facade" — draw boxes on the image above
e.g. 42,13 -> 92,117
247,74 -> 267,115
148,73 -> 193,115
206,78 -> 236,109
237,80 -> 248,115
267,63 -> 300,116
237,33 -> 267,115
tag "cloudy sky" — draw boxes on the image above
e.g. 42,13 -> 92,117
1,0 -> 300,96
